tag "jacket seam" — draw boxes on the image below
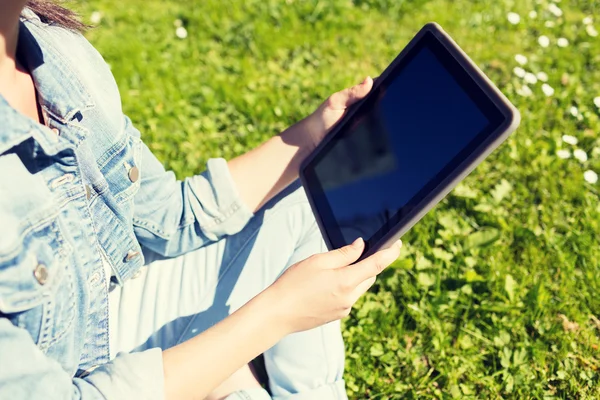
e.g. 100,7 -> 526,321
132,200 -> 243,239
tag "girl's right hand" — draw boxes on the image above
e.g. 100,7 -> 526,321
268,237 -> 402,334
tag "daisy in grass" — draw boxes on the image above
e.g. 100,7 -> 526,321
556,149 -> 571,159
584,170 -> 598,184
541,83 -> 554,97
569,106 -> 579,117
515,54 -> 528,65
513,67 -> 526,78
548,3 -> 563,17
517,85 -> 533,97
90,11 -> 102,24
537,72 -> 548,82
562,135 -> 578,145
507,12 -> 520,25
524,73 -> 537,85
574,149 -> 588,163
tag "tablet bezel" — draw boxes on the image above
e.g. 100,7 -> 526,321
299,22 -> 520,261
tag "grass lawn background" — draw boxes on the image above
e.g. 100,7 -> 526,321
73,0 -> 600,398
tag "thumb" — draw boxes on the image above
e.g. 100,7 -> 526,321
326,76 -> 373,110
344,239 -> 402,285
316,237 -> 365,269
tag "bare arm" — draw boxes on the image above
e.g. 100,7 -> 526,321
161,237 -> 402,400
228,77 -> 373,212
161,78 -> 379,399
162,288 -> 285,400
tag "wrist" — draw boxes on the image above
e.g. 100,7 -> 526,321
279,117 -> 318,159
253,285 -> 295,337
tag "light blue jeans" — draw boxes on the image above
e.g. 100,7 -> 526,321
108,182 -> 348,399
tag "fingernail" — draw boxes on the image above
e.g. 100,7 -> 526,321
362,76 -> 369,85
352,237 -> 364,248
395,239 -> 403,249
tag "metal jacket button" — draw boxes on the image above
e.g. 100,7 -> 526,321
34,263 -> 49,285
128,166 -> 140,183
131,269 -> 142,279
125,250 -> 140,261
50,128 -> 60,142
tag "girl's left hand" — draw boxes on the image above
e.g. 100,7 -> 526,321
302,76 -> 374,151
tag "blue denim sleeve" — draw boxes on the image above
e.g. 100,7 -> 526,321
0,318 -> 165,399
125,115 -> 255,256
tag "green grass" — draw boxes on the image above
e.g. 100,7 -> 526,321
74,0 -> 600,397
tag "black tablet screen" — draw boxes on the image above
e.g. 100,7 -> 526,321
305,32 -> 504,250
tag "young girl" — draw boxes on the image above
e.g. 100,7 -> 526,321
0,1 -> 401,399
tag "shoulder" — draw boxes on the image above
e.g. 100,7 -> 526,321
21,8 -> 123,117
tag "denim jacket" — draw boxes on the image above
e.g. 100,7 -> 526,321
0,9 -> 254,399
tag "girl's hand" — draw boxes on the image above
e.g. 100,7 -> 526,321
303,76 -> 374,151
268,237 -> 402,334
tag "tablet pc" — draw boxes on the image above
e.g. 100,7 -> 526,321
299,23 -> 520,261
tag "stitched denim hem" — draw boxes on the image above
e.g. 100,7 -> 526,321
272,380 -> 348,400
224,387 -> 272,400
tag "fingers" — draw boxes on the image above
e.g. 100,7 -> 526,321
344,240 -> 402,286
326,76 -> 374,110
316,237 -> 366,269
353,276 -> 376,298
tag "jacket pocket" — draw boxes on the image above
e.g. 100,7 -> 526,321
0,216 -> 76,350
100,134 -> 143,204
0,153 -> 76,350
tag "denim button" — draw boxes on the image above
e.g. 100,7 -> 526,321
34,263 -> 49,285
131,269 -> 142,279
125,250 -> 140,261
128,166 -> 140,182
89,271 -> 101,285
79,365 -> 99,378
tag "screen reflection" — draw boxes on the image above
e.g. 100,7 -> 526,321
313,46 -> 489,245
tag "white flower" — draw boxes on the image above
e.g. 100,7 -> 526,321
517,85 -> 533,97
587,25 -> 599,37
562,134 -> 578,145
569,106 -> 579,117
515,54 -> 528,65
557,38 -> 569,47
537,72 -> 549,82
175,26 -> 188,39
541,83 -> 555,97
594,97 -> 600,109
548,3 -> 563,17
529,10 -> 538,19
556,149 -> 571,159
574,149 -> 588,162
513,67 -> 526,78
90,11 -> 102,24
545,21 -> 556,28
538,35 -> 550,47
507,12 -> 521,25
524,72 -> 538,84
584,170 -> 598,184
583,17 -> 593,25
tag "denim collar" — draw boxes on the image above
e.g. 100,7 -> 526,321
0,10 -> 95,155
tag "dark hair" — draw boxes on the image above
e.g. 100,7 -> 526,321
25,0 -> 87,32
